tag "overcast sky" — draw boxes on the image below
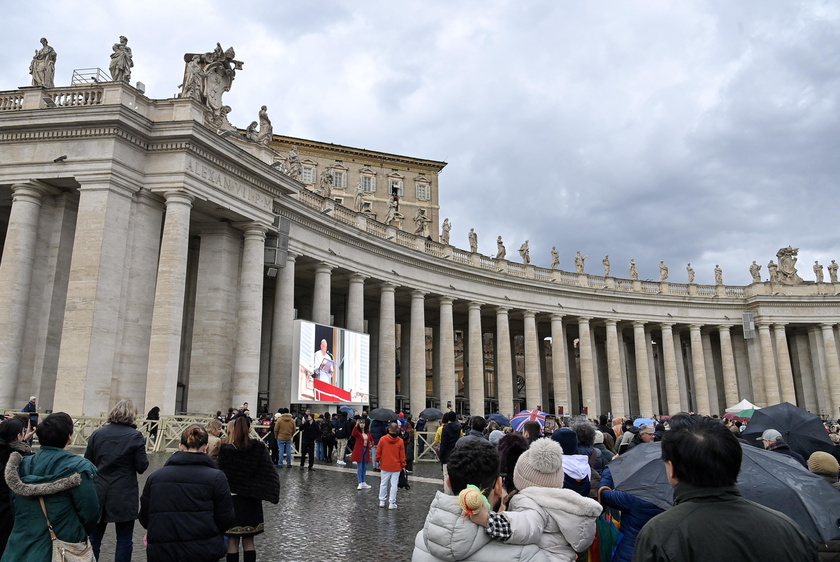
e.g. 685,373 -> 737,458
4,1 -> 839,285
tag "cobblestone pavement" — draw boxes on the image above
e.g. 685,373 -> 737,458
94,451 -> 443,562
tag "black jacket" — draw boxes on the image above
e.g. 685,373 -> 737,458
217,440 -> 280,503
300,420 -> 320,444
439,421 -> 462,464
84,422 -> 149,522
139,452 -> 235,562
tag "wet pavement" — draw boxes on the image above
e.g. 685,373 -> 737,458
94,451 -> 444,562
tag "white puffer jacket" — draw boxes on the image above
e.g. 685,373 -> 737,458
412,491 -> 548,562
504,487 -> 603,561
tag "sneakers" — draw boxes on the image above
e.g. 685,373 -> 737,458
388,503 -> 398,510
336,460 -> 346,465
379,501 -> 385,508
360,482 -> 371,489
357,483 -> 365,490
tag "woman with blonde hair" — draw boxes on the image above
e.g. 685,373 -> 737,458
84,399 -> 149,562
217,416 -> 280,562
206,419 -> 223,463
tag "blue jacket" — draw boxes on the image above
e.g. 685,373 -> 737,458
598,467 -> 664,562
370,420 -> 388,444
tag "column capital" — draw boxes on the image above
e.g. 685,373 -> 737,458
379,281 -> 398,293
349,273 -> 367,283
10,180 -> 59,203
522,310 -> 536,319
438,296 -> 454,306
235,222 -> 268,239
772,323 -> 787,330
314,262 -> 334,275
755,320 -> 773,329
604,318 -> 619,327
468,301 -> 483,311
411,289 -> 427,299
689,323 -> 704,331
632,320 -> 646,329
821,322 -> 837,330
577,316 -> 592,324
550,312 -> 565,322
717,324 -> 732,333
495,306 -> 509,315
162,189 -> 194,207
659,321 -> 674,330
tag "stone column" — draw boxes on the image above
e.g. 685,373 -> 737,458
773,324 -> 796,404
578,317 -> 596,416
231,225 -> 267,409
717,325 -> 739,408
688,324 -> 710,414
347,274 -> 366,333
409,290 -> 427,416
551,314 -> 569,415
660,323 -> 680,416
496,307 -> 514,416
143,191 -> 194,415
523,311 -> 541,410
467,302 -> 484,415
633,321 -> 654,417
312,263 -> 333,325
377,283 -> 397,409
270,254 -> 297,409
821,324 -> 840,416
757,322 -> 780,405
604,320 -> 625,416
0,182 -> 52,406
438,297 -> 456,412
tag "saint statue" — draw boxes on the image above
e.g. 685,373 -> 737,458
686,263 -> 695,284
109,36 -> 133,82
385,194 -> 399,225
814,261 -> 824,283
245,121 -> 259,142
602,255 -> 610,277
768,260 -> 779,283
318,168 -> 334,199
829,260 -> 839,283
518,240 -> 530,264
256,105 -> 273,145
441,218 -> 451,245
30,38 -> 57,88
354,181 -> 369,213
287,145 -> 302,180
714,265 -> 723,286
574,251 -> 586,274
659,261 -> 669,282
749,261 -> 761,283
550,247 -> 560,270
468,228 -> 478,253
180,55 -> 204,100
630,259 -> 638,281
413,208 -> 432,237
496,236 -> 506,260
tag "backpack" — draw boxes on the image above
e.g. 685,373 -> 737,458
335,423 -> 347,440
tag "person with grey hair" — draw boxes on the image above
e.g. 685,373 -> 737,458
758,429 -> 807,468
84,399 -> 149,562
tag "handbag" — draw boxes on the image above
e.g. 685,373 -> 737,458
398,468 -> 410,490
38,497 -> 95,562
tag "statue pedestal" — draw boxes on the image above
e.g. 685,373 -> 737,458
632,280 -> 642,292
715,285 -> 726,297
577,273 -> 588,287
604,276 -> 615,289
687,283 -> 697,296
660,281 -> 670,294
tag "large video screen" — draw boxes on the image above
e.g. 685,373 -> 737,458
292,320 -> 370,404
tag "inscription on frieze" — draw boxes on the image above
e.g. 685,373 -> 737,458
185,158 -> 272,210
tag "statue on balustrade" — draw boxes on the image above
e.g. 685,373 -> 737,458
602,255 -> 610,277
686,263 -> 695,283
550,247 -> 560,270
659,261 -> 669,282
30,38 -> 57,88
245,121 -> 259,142
257,105 -> 273,145
318,168 -> 334,199
518,240 -> 530,264
749,261 -> 762,283
109,35 -> 133,83
830,260 -> 839,283
574,251 -> 586,273
775,246 -> 804,284
287,145 -> 302,180
441,218 -> 451,245
496,236 -> 506,259
814,261 -> 824,283
414,208 -> 432,237
353,181 -> 370,213
629,259 -> 638,280
468,228 -> 478,253
768,260 -> 779,282
714,265 -> 723,286
179,43 -> 243,128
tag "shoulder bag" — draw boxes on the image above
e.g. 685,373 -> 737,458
38,496 -> 94,562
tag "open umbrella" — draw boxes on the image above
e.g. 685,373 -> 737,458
736,408 -> 756,418
510,410 -> 548,432
369,407 -> 398,422
339,405 -> 356,417
633,417 -> 656,427
488,413 -> 511,427
741,402 -> 834,460
419,407 -> 443,421
608,441 -> 840,543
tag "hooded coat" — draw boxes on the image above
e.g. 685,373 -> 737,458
2,448 -> 99,562
411,491 -> 548,562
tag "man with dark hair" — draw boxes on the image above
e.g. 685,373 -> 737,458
413,440 -> 547,561
438,411 -> 461,494
456,416 -> 487,447
522,420 -> 542,444
596,414 -> 615,439
633,417 -> 817,561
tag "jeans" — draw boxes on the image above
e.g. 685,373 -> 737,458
316,441 -> 325,460
89,519 -> 134,562
371,443 -> 378,468
300,441 -> 315,468
357,450 -> 368,483
278,440 -> 292,466
379,470 -> 400,504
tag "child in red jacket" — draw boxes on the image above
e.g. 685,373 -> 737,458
375,422 -> 406,509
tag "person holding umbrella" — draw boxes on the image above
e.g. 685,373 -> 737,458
634,416 -> 818,562
759,429 -> 807,469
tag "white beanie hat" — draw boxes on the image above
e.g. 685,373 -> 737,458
513,438 -> 564,490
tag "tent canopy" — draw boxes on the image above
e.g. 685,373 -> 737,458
725,398 -> 759,413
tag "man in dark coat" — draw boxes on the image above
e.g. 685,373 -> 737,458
633,417 -> 817,562
759,429 -> 808,468
438,412 -> 462,494
299,413 -> 320,470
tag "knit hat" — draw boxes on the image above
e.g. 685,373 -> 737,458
808,451 -> 839,475
593,430 -> 604,445
551,427 -> 578,455
398,412 -> 405,418
513,438 -> 564,490
489,430 -> 504,446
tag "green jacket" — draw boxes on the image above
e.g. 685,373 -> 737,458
1,448 -> 99,562
633,482 -> 818,562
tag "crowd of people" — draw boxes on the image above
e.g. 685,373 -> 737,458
1,398 -> 839,561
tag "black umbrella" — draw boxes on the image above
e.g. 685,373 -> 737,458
609,442 -> 840,543
419,407 -> 443,421
369,408 -> 398,422
741,402 -> 834,460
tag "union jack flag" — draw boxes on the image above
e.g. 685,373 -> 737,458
510,409 -> 548,432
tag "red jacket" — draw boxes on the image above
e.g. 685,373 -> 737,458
375,433 -> 406,472
350,426 -> 372,463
